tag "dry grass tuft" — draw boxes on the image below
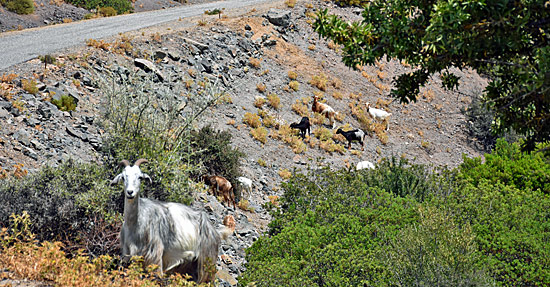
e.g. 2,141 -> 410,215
250,127 -> 268,144
254,96 -> 266,108
278,168 -> 292,180
249,57 -> 262,68
289,80 -> 299,91
243,112 -> 261,128
267,93 -> 281,110
291,100 -> 309,117
287,70 -> 298,80
256,83 -> 267,93
309,73 -> 328,91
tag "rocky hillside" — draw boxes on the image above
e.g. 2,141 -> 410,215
0,0 -> 488,285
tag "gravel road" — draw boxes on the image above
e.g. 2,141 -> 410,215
0,0 -> 272,72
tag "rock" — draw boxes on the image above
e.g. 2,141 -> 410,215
265,9 -> 291,27
154,50 -> 167,60
244,31 -> 254,38
201,59 -> 213,73
0,108 -> 9,119
167,49 -> 181,61
134,58 -> 164,81
24,117 -> 39,127
13,129 -> 31,146
244,24 -> 252,31
216,269 -> 238,286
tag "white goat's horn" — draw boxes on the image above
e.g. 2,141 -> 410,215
134,159 -> 148,166
119,160 -> 130,167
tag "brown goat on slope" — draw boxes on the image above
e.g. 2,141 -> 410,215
203,175 -> 235,209
312,95 -> 336,128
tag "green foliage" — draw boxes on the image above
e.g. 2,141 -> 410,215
2,0 -> 34,14
0,160 -> 117,248
241,168 -> 422,286
51,94 -> 77,111
98,6 -> 117,17
459,139 -> 550,193
361,156 -> 456,202
382,207 -> 494,286
189,125 -> 245,183
438,184 -> 550,286
39,54 -> 56,69
66,0 -> 133,15
315,1 -> 550,151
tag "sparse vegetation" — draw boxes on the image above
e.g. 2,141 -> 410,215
243,112 -> 261,128
250,127 -> 268,144
2,0 -> 34,14
309,73 -> 328,91
288,80 -> 299,91
267,93 -> 281,110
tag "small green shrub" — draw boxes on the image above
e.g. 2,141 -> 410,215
3,0 -> 34,15
51,94 -> 77,111
459,139 -> 550,193
98,6 -> 117,17
21,79 -> 38,94
189,125 -> 245,183
66,0 -> 133,14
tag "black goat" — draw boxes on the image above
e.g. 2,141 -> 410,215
290,117 -> 311,139
336,128 -> 366,150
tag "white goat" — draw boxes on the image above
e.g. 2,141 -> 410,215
112,159 -> 231,283
237,176 -> 253,199
356,160 -> 375,170
366,102 -> 391,131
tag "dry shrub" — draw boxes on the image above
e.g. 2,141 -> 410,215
305,10 -> 316,18
334,112 -> 345,122
1,73 -> 17,83
289,136 -> 307,154
278,169 -> 292,180
291,100 -> 309,117
285,0 -> 296,7
268,195 -> 279,206
261,69 -> 270,76
21,79 -> 38,94
327,40 -> 338,50
313,126 -> 333,141
112,35 -> 134,55
86,39 -> 110,51
289,80 -> 299,91
306,136 -> 318,148
308,45 -> 316,51
309,73 -> 328,91
348,92 -> 361,99
375,125 -> 389,145
198,19 -> 207,26
254,97 -> 266,108
0,213 -> 196,286
377,71 -> 386,80
331,77 -> 342,89
332,91 -> 344,100
249,58 -> 261,68
351,150 -> 362,156
311,112 -> 327,126
243,112 -> 261,128
287,70 -> 298,80
320,139 -> 345,154
257,158 -> 267,167
238,199 -> 255,212
267,93 -> 281,110
376,98 -> 392,108
227,119 -> 236,126
349,101 -> 374,133
271,124 -> 294,141
263,115 -> 277,128
256,83 -> 267,93
250,127 -> 268,144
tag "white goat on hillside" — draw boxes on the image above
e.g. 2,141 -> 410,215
111,159 -> 231,283
366,102 -> 391,131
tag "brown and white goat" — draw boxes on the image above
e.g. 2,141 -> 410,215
203,175 -> 235,209
312,95 -> 336,128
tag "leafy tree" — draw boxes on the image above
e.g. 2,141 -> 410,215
314,0 -> 550,151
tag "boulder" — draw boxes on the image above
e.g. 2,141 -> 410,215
265,9 -> 291,27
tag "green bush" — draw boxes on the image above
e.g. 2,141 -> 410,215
66,0 -> 133,15
3,0 -> 34,15
360,156 -> 456,202
189,125 -> 244,183
98,6 -> 117,17
51,94 -> 77,111
241,168 -> 421,286
382,206 -> 494,286
0,160 -> 120,256
459,139 -> 550,193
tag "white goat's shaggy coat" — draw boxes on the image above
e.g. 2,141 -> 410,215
366,102 -> 391,131
356,160 -> 375,170
112,159 -> 230,283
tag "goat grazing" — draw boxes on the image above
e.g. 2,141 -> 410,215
356,160 -> 375,170
312,95 -> 336,128
366,102 -> 391,131
203,175 -> 235,209
290,117 -> 311,139
112,159 -> 231,283
336,128 -> 366,151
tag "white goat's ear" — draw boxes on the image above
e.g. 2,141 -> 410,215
111,173 -> 123,185
141,173 -> 152,184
